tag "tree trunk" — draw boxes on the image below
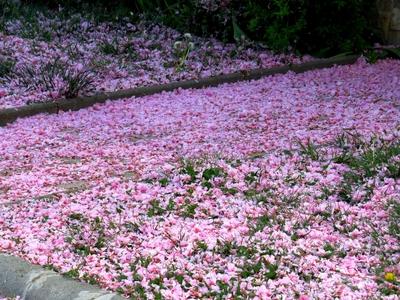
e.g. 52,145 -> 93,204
377,0 -> 400,44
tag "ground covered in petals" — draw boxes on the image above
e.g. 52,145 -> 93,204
0,59 -> 399,299
0,13 -> 310,109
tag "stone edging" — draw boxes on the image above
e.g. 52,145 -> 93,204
0,254 -> 124,300
0,55 -> 359,127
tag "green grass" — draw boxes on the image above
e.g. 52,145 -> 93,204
330,134 -> 400,203
99,40 -> 120,55
388,199 -> 400,241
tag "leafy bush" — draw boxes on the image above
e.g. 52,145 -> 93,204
132,0 -> 380,56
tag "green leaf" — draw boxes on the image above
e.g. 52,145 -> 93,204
202,167 -> 222,181
384,48 -> 400,59
232,17 -> 247,42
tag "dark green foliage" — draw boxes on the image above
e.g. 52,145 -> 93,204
337,140 -> 400,180
387,200 -> 400,240
365,47 -> 400,64
158,177 -> 169,187
202,167 -> 222,181
323,243 -> 335,259
240,259 -> 278,279
0,58 -> 15,78
181,162 -> 197,183
147,199 -> 165,217
63,268 -> 80,278
180,201 -> 198,218
2,0 -> 380,56
252,215 -> 270,233
129,0 -> 379,55
99,40 -> 120,55
298,140 -> 320,161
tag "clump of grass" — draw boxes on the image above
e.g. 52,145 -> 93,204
99,40 -> 120,55
240,259 -> 278,280
180,161 -> 198,183
10,58 -> 94,98
99,39 -> 137,59
180,200 -> 198,218
173,33 -> 195,71
298,139 -> 320,161
387,199 -> 400,241
147,199 -> 165,217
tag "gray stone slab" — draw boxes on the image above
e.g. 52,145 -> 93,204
0,254 -> 124,300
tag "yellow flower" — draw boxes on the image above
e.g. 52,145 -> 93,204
384,272 -> 396,282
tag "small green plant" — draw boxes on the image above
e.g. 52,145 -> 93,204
173,33 -> 194,71
216,280 -> 230,297
202,167 -> 223,181
158,177 -> 169,187
63,268 -> 80,279
240,260 -> 262,278
139,256 -> 153,268
387,199 -> 400,241
74,244 -> 91,256
99,40 -> 120,55
215,240 -> 236,257
236,245 -> 256,259
181,162 -> 198,183
147,199 -> 165,217
66,215 -> 109,257
364,48 -> 380,64
68,213 -> 84,220
202,166 -> 224,189
166,270 -> 185,284
364,47 -> 400,64
180,200 -> 198,218
245,171 -> 259,184
220,186 -> 238,195
195,240 -> 208,252
298,139 -> 320,161
252,215 -> 270,233
82,273 -> 99,285
131,284 -> 147,299
322,243 -> 335,259
264,262 -> 279,280
166,199 -> 175,211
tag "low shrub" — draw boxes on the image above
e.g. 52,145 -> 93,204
10,58 -> 94,98
131,0 -> 379,56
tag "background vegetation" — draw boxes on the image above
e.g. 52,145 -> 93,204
1,0 -> 380,56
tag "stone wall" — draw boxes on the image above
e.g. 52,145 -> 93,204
377,0 -> 400,44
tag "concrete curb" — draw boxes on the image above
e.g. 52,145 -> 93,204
0,55 -> 359,127
0,254 -> 124,300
